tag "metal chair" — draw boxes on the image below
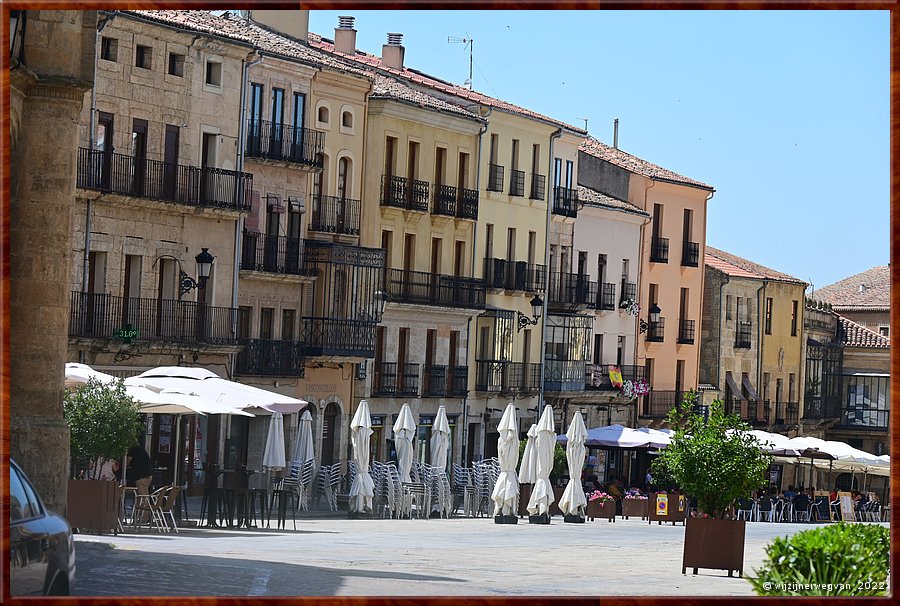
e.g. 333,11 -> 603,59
736,497 -> 756,521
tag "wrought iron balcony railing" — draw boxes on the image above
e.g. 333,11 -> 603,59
423,365 -> 467,397
620,281 -> 636,305
483,258 -> 546,293
77,148 -> 252,211
597,282 -> 616,310
457,187 -> 479,220
309,195 -> 361,236
773,402 -> 799,426
433,184 -> 458,217
682,241 -> 700,267
678,319 -> 695,344
487,163 -> 504,192
735,321 -> 752,348
640,390 -> 685,419
548,272 -> 597,307
544,360 -> 585,391
509,169 -> 525,197
381,174 -> 429,212
245,119 -> 325,168
372,361 -> 420,397
647,317 -> 665,342
241,233 -> 312,276
299,318 -> 376,358
650,236 -> 669,263
840,406 -> 888,430
530,173 -> 546,200
552,186 -> 578,218
474,360 -> 540,393
235,339 -> 305,377
387,269 -> 486,309
585,363 -> 647,390
69,291 -> 239,345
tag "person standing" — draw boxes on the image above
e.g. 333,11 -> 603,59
126,443 -> 153,491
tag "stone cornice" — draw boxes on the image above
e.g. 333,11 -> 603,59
24,75 -> 93,103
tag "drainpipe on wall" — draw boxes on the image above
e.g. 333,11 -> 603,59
541,128 -> 562,417
716,274 -> 730,390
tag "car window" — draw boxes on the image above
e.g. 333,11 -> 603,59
10,465 -> 43,522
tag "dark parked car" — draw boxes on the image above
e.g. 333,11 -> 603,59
10,459 -> 75,595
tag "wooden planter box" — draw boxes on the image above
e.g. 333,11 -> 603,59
622,497 -> 649,519
517,484 -> 532,517
549,485 -> 565,516
586,499 -> 616,522
648,492 -> 687,525
682,517 -> 746,577
66,479 -> 122,534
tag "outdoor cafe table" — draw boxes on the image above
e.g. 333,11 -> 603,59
222,468 -> 257,528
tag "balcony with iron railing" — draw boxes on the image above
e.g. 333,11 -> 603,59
773,402 -> 799,426
235,339 -> 305,377
548,272 -> 597,308
509,169 -> 525,197
735,321 -> 752,348
530,173 -> 546,200
241,233 -> 312,276
620,281 -> 636,305
678,319 -> 695,344
682,241 -> 700,267
552,186 -> 578,218
724,398 -> 762,423
77,148 -> 252,211
640,390 -> 685,419
544,360 -> 585,392
585,363 -> 647,390
69,291 -> 239,346
245,119 -> 325,168
372,362 -> 420,397
457,187 -> 479,220
299,318 -> 377,358
387,269 -> 486,309
381,174 -> 429,212
650,236 -> 669,263
421,365 -> 469,396
483,258 -> 546,293
487,163 -> 504,192
475,360 -> 541,393
308,195 -> 361,236
596,282 -> 616,311
430,184 -> 479,221
646,317 -> 665,342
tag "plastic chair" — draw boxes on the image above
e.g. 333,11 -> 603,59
157,485 -> 181,533
736,498 -> 756,521
756,496 -> 775,522
131,486 -> 167,533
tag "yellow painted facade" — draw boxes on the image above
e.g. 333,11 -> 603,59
759,281 -> 806,411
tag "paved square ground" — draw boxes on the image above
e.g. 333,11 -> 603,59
73,515 -> 885,597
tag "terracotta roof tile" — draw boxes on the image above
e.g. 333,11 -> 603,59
308,32 -> 587,135
705,246 -> 807,285
371,75 -> 482,120
576,185 -> 649,218
838,315 -> 890,348
814,266 -> 890,311
579,137 -> 714,191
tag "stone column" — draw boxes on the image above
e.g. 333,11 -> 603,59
9,10 -> 96,515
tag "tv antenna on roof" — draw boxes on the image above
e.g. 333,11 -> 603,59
448,36 -> 473,89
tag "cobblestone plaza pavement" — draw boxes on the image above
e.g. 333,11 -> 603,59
73,515 -> 881,597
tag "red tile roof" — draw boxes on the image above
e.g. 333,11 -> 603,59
372,75 -> 482,121
814,266 -> 890,311
579,137 -> 714,191
838,315 -> 890,348
705,246 -> 807,286
576,185 -> 649,218
307,32 -> 587,135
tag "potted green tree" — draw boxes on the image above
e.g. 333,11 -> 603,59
651,390 -> 771,578
64,377 -> 144,534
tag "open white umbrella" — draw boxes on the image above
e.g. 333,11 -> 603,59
518,424 -> 538,484
65,362 -> 117,387
392,403 -> 417,483
491,403 -> 520,519
526,405 -> 556,518
558,411 -> 588,518
349,400 -> 375,513
430,406 -> 451,470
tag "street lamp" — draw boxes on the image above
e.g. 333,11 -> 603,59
373,289 -> 388,321
638,303 -> 661,334
516,295 -> 544,332
152,248 -> 215,299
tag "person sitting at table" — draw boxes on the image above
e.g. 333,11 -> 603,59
605,478 -> 623,498
792,491 -> 811,521
782,485 -> 797,500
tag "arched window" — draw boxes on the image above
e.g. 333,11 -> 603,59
337,157 -> 351,200
321,402 -> 341,466
342,111 -> 353,128
317,106 -> 329,124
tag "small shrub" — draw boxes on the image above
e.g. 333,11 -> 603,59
749,522 -> 889,596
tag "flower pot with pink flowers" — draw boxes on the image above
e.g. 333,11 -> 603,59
586,491 -> 616,522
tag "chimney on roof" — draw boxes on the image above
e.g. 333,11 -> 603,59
334,16 -> 357,55
859,284 -> 867,293
382,33 -> 405,71
248,9 -> 309,44
613,118 -> 619,149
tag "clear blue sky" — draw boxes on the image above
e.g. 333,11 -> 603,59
306,10 -> 889,291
